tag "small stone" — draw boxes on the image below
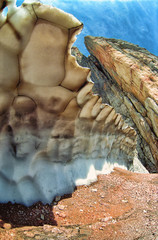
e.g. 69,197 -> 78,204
58,205 -> 65,210
80,209 -> 83,212
112,219 -> 117,224
24,232 -> 35,238
101,217 -> 112,222
3,223 -> 12,230
122,199 -> 128,203
51,227 -> 58,234
91,188 -> 97,192
100,195 -> 105,198
59,212 -> 66,218
101,224 -> 106,228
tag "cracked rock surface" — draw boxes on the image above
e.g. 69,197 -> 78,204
0,1 -> 137,206
74,36 -> 158,172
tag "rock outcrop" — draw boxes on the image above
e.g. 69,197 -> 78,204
77,36 -> 158,171
0,1 -> 137,206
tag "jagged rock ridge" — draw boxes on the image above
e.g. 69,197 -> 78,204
74,36 -> 158,172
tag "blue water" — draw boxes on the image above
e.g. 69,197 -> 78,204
5,0 -> 158,56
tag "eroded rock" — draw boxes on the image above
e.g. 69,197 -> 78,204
0,1 -> 137,206
84,36 -> 158,170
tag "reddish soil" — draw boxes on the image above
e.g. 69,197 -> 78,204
0,168 -> 158,240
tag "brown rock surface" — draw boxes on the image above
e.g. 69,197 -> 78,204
85,36 -> 158,104
83,37 -> 158,170
0,168 -> 157,240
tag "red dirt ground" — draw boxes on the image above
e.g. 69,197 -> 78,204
0,168 -> 158,240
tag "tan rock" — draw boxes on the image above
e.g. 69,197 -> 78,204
0,45 -> 19,89
96,105 -> 113,122
77,82 -> 94,106
3,223 -> 12,230
85,36 -> 158,168
61,54 -> 90,91
61,98 -> 80,120
8,6 -> 36,49
20,19 -> 68,87
12,96 -> 37,115
0,90 -> 14,115
33,3 -> 81,29
85,36 -> 158,104
104,109 -> 116,126
79,95 -> 99,119
0,14 -> 6,27
19,83 -> 75,114
114,114 -> 122,126
0,22 -> 21,53
0,1 -> 137,206
91,97 -> 103,118
127,93 -> 147,117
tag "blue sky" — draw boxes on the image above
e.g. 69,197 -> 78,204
3,0 -> 158,56
46,0 -> 158,56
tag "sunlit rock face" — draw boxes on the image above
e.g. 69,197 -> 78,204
85,36 -> 158,170
0,0 -> 136,206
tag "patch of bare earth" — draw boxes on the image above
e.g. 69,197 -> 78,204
0,168 -> 158,240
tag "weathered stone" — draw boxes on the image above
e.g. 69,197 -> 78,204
0,1 -> 137,206
84,36 -> 158,169
127,93 -> 147,117
85,36 -> 158,104
124,96 -> 158,167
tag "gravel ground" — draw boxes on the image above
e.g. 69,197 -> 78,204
0,168 -> 158,240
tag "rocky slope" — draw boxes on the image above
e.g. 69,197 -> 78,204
72,37 -> 158,172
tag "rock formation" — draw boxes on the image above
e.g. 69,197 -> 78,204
75,36 -> 158,172
0,1 -> 137,206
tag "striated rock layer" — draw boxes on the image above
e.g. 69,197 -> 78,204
0,1 -> 137,206
84,36 -> 158,171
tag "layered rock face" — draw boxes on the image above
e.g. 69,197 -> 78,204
0,1 -> 137,206
82,36 -> 158,171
